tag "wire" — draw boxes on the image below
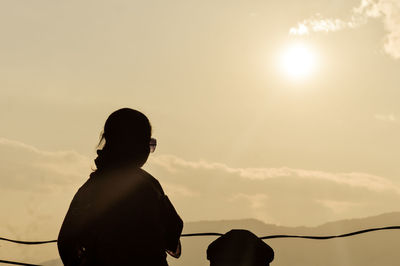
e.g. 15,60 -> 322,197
260,225 -> 400,240
0,237 -> 56,245
1,226 -> 400,266
181,232 -> 223,237
1,226 -> 400,245
182,226 -> 400,240
0,259 -> 40,266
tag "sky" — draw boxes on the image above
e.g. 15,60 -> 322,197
1,0 -> 400,262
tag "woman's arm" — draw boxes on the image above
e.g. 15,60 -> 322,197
160,195 -> 184,257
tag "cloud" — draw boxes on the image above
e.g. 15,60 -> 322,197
289,15 -> 366,35
1,137 -> 400,260
0,137 -> 400,262
0,137 -> 92,190
150,154 -> 399,193
163,183 -> 199,198
316,199 -> 363,214
0,138 -> 92,262
230,193 -> 269,209
289,0 -> 400,59
358,0 -> 400,58
228,193 -> 273,223
374,113 -> 398,122
148,154 -> 400,226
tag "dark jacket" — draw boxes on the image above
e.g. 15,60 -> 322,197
58,166 -> 183,266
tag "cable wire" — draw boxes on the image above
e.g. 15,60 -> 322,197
0,259 -> 40,266
181,232 -> 223,237
260,225 -> 400,240
2,226 -> 400,266
1,226 -> 400,245
0,237 -> 56,245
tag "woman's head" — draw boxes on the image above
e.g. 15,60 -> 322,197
95,108 -> 152,170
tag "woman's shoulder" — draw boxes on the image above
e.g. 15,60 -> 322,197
138,168 -> 165,194
81,167 -> 165,196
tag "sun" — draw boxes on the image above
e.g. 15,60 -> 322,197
279,42 -> 318,81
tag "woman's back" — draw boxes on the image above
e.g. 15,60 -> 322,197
58,167 -> 171,265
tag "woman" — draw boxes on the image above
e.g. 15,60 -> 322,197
58,108 -> 183,266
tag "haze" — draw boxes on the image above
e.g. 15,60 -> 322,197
1,0 -> 400,263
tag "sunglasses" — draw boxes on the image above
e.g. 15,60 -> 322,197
150,138 -> 157,153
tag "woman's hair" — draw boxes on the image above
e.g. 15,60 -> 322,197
94,108 -> 152,170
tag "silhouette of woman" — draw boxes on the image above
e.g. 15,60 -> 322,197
58,108 -> 183,266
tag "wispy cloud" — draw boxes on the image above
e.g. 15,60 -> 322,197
358,0 -> 400,58
0,137 -> 91,189
289,0 -> 400,59
149,154 -> 400,225
316,199 -> 363,214
289,14 -> 367,35
0,138 -> 92,262
1,138 -> 400,236
230,193 -> 268,209
163,183 -> 199,198
229,193 -> 273,223
150,154 -> 400,193
374,113 -> 398,123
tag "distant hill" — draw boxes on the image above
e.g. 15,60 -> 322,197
173,212 -> 400,266
42,212 -> 400,266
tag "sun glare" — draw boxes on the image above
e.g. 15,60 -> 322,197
279,42 -> 318,81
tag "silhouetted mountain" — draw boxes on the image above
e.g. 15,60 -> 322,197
42,212 -> 400,266
173,212 -> 400,266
